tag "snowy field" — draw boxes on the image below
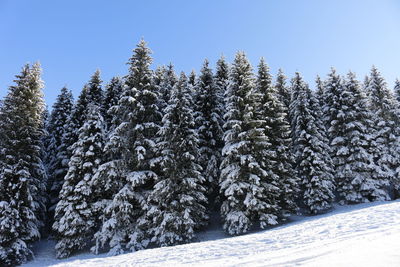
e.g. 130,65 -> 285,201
23,200 -> 400,267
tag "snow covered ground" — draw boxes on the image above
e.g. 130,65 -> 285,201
23,200 -> 400,267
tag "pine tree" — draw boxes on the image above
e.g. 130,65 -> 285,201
257,58 -> 297,217
41,106 -> 51,180
322,68 -> 342,133
188,69 -> 196,87
103,76 -> 123,131
41,107 -> 55,233
188,69 -> 197,98
363,75 -> 371,99
144,72 -> 208,246
54,113 -> 77,211
214,57 -> 229,192
153,66 -> 166,89
46,87 -> 74,214
367,66 -> 396,200
53,104 -> 105,259
0,63 -> 46,266
158,63 -> 177,114
368,67 -> 397,120
193,59 -> 224,207
332,72 -> 379,203
219,52 -> 278,235
68,70 -> 104,148
93,39 -> 162,255
275,68 -> 291,110
214,55 -> 229,114
315,75 -> 325,110
153,65 -> 166,114
290,72 -> 335,214
394,79 -> 400,103
54,71 -> 104,212
86,69 -> 103,109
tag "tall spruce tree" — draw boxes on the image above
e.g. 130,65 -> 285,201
363,75 -> 371,99
188,70 -> 197,87
257,59 -> 297,217
52,104 -> 105,259
46,87 -> 74,214
0,63 -> 46,266
332,72 -> 379,203
41,106 -> 51,178
188,69 -> 197,98
158,63 -> 177,114
53,71 -> 104,213
153,66 -> 166,89
67,70 -> 103,150
103,76 -> 123,131
275,68 -> 291,110
153,65 -> 166,114
214,56 -> 229,179
144,72 -> 208,246
290,73 -> 335,214
394,79 -> 400,103
322,68 -> 342,133
92,39 -> 162,255
75,70 -> 103,128
315,75 -> 325,110
367,66 -> 397,200
193,59 -> 224,206
214,55 -> 229,113
219,52 -> 279,235
41,107 -> 55,233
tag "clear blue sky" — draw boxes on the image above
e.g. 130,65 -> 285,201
1,0 -> 400,106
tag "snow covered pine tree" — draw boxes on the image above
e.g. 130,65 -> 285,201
158,63 -> 178,114
144,72 -> 208,246
92,40 -> 162,255
51,70 -> 104,216
46,87 -> 74,222
332,72 -> 379,203
394,79 -> 400,103
256,58 -> 298,218
219,52 -> 280,235
214,56 -> 229,115
290,72 -> 335,214
193,59 -> 224,207
366,66 -> 396,200
0,63 -> 47,266
102,76 -> 124,131
275,68 -> 291,111
52,104 -> 105,259
314,75 -> 325,112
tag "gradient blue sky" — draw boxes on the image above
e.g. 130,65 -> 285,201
1,0 -> 400,106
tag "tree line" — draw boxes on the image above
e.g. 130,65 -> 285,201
1,40 -> 399,266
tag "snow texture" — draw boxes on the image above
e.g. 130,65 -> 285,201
22,200 -> 400,267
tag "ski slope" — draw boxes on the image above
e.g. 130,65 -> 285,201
24,200 -> 400,267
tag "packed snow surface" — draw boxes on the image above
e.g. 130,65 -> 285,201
24,200 -> 400,267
